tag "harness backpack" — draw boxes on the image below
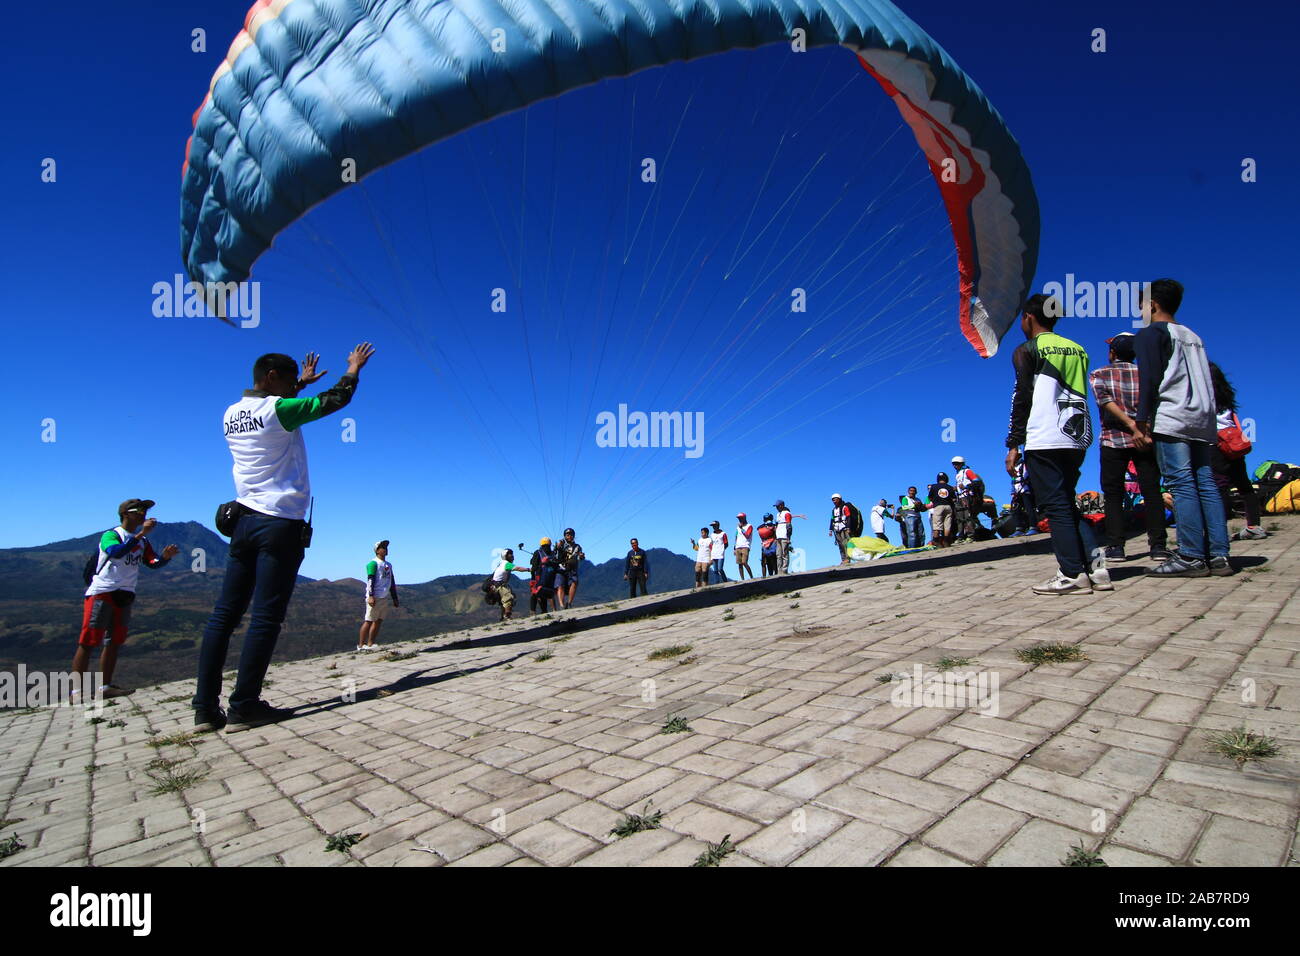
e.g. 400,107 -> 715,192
843,502 -> 864,537
482,575 -> 500,605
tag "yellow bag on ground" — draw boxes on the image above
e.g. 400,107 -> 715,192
1263,479 -> 1300,514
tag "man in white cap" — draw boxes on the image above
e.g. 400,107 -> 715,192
950,455 -> 983,542
828,494 -> 853,564
359,539 -> 399,650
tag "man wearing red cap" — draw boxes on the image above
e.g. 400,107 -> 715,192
733,513 -> 754,580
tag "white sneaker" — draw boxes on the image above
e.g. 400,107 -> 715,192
1032,571 -> 1093,595
1088,566 -> 1114,591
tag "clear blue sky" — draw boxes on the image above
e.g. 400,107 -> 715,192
3,0 -> 1296,581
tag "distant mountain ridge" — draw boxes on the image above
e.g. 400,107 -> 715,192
0,522 -> 697,685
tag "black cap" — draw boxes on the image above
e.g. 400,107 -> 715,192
118,498 -> 156,518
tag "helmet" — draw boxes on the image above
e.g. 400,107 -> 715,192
736,512 -> 747,521
539,536 -> 551,546
763,513 -> 774,522
937,472 -> 949,482
951,455 -> 965,464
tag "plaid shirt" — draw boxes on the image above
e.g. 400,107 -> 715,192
1089,361 -> 1139,449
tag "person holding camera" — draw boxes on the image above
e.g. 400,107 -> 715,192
193,343 -> 375,733
73,498 -> 179,698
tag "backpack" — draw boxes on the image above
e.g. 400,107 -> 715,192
535,555 -> 558,595
482,575 -> 500,605
82,554 -> 99,587
843,502 -> 864,537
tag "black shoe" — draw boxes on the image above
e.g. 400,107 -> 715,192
1148,553 -> 1209,578
1208,556 -> 1237,577
194,708 -> 227,733
226,700 -> 293,733
1103,546 -> 1126,562
1149,549 -> 1173,563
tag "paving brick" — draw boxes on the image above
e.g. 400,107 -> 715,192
1110,797 -> 1208,859
789,820 -> 908,866
508,820 -> 600,866
922,799 -> 1027,863
1190,815 -> 1291,867
987,819 -> 1095,867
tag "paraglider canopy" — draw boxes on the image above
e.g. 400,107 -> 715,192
181,0 -> 1038,357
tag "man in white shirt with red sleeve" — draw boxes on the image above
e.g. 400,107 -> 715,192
733,513 -> 754,580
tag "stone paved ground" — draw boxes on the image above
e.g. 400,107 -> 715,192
3,519 -> 1297,867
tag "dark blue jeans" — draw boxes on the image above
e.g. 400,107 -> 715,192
902,514 -> 923,548
193,511 -> 305,712
1025,448 -> 1099,577
1156,437 -> 1229,560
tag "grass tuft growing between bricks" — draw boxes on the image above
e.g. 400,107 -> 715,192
692,834 -> 735,867
147,731 -> 199,749
381,650 -> 417,662
661,714 -> 692,735
1061,842 -> 1106,867
1017,642 -> 1087,665
934,655 -> 975,671
145,757 -> 208,795
1204,726 -> 1281,767
0,834 -> 26,860
648,644 -> 692,661
533,650 -> 555,663
158,694 -> 189,704
609,803 -> 663,839
326,832 -> 364,853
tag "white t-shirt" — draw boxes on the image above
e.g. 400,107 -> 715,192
223,394 -> 310,520
492,560 -> 522,584
735,524 -> 753,549
86,526 -> 159,596
367,559 -> 394,597
775,510 -> 792,540
870,506 -> 887,534
710,530 -> 727,557
695,536 -> 713,563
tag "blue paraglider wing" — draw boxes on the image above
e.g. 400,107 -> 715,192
181,0 -> 1039,356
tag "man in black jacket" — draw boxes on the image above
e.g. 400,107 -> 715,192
624,538 -> 650,597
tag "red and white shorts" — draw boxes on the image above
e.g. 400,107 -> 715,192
79,592 -> 133,647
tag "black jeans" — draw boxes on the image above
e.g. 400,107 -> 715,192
1025,448 -> 1097,578
1099,444 -> 1166,551
628,574 -> 648,598
193,511 -> 305,712
1210,447 -> 1261,526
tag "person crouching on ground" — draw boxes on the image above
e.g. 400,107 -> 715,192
74,498 -> 179,699
359,539 -> 398,651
